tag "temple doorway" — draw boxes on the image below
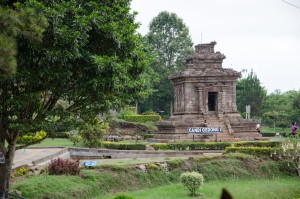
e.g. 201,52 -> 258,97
208,92 -> 217,111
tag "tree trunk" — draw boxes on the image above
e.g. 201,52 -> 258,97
0,141 -> 17,199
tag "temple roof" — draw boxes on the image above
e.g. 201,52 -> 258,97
170,41 -> 241,80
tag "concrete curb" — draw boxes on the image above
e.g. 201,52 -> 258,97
30,147 -> 225,166
32,148 -> 69,165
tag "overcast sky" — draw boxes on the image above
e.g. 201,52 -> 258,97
131,0 -> 300,94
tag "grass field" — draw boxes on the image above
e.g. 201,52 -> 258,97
31,138 -> 74,147
98,178 -> 300,199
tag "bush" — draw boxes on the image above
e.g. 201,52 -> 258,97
233,141 -> 281,148
17,130 -> 47,145
48,158 -> 80,175
113,194 -> 134,199
180,171 -> 204,196
80,118 -> 109,148
67,133 -> 82,146
150,142 -> 231,150
143,134 -> 155,140
124,115 -> 161,123
141,111 -> 158,115
225,146 -> 276,156
117,106 -> 136,119
102,141 -> 146,150
16,167 -> 29,176
150,143 -> 169,150
261,132 -> 276,137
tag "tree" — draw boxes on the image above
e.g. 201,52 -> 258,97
262,90 -> 298,128
0,0 -> 147,196
141,11 -> 194,115
236,69 -> 267,118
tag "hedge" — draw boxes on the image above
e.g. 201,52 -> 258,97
232,141 -> 281,148
225,146 -> 277,156
124,115 -> 161,123
143,134 -> 155,140
150,142 -> 231,151
102,141 -> 146,150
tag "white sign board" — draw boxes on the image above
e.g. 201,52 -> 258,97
188,127 -> 222,135
84,161 -> 97,167
0,152 -> 5,164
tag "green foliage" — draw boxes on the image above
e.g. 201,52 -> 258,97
16,167 -> 29,176
0,3 -> 48,77
232,141 -> 281,148
68,134 -> 82,147
17,130 -> 47,145
124,115 -> 161,123
262,90 -> 297,128
102,141 -> 146,150
180,171 -> 204,196
1,0 -> 149,192
272,134 -> 300,176
140,11 -> 194,115
167,158 -> 185,170
236,69 -> 267,117
113,194 -> 134,199
80,118 -> 109,148
150,142 -> 231,150
145,163 -> 160,170
11,154 -> 299,198
143,134 -> 155,140
150,143 -> 169,150
141,111 -> 158,115
117,107 -> 137,119
225,147 -> 276,156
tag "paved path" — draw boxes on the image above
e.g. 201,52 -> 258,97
13,148 -> 66,169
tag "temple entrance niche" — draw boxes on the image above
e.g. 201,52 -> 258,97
208,92 -> 217,111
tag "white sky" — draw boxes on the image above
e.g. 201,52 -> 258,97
131,0 -> 300,94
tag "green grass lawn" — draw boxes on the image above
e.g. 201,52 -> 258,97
30,138 -> 74,147
98,178 -> 300,199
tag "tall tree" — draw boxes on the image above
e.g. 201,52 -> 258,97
0,0 -> 147,196
236,70 -> 267,118
141,11 -> 194,115
263,90 -> 300,128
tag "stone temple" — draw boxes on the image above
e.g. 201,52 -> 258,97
155,41 -> 261,142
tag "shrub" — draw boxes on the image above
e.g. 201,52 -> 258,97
233,141 -> 281,148
80,118 -> 109,148
117,106 -> 136,119
150,143 -> 169,150
113,194 -> 134,199
225,146 -> 276,156
68,134 -> 82,146
48,158 -> 80,175
17,130 -> 47,145
150,142 -> 231,150
261,132 -> 276,137
124,115 -> 161,123
16,167 -> 29,176
102,141 -> 146,150
180,171 -> 204,196
167,158 -> 185,170
141,111 -> 158,115
143,134 -> 155,140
